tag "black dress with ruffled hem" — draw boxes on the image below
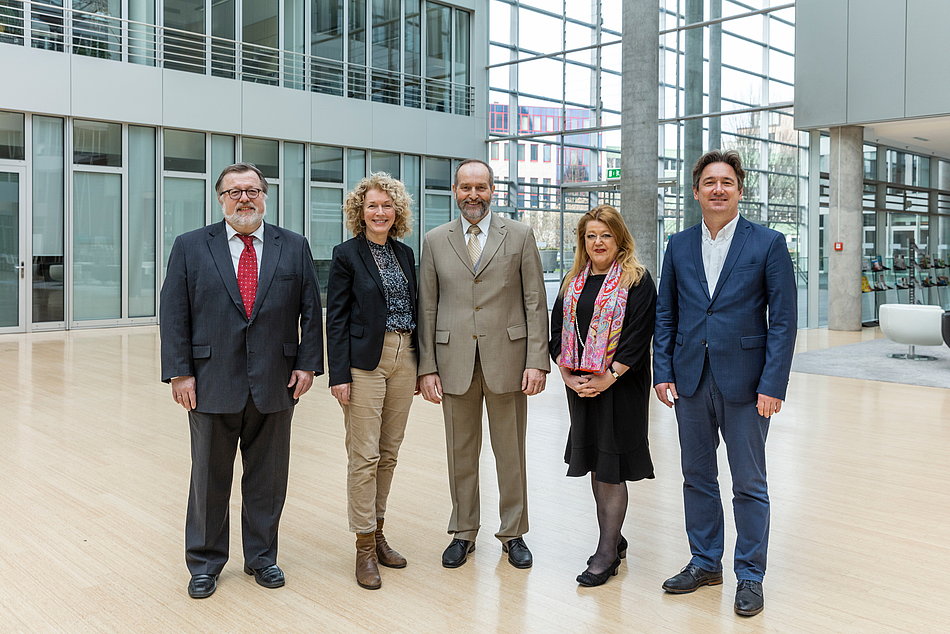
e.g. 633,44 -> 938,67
550,271 -> 657,484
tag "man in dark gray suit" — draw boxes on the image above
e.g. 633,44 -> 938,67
160,162 -> 323,599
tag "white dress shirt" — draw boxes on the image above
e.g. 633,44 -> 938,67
701,213 -> 740,297
225,221 -> 264,277
460,211 -> 491,251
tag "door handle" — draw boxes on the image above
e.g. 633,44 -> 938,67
14,262 -> 25,279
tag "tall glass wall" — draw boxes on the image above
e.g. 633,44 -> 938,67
488,1 -> 809,324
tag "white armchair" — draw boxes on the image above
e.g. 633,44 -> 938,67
879,304 -> 945,361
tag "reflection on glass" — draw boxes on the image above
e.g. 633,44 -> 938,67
0,172 -> 19,327
284,0 -> 306,89
210,134 -> 235,213
72,0 -> 121,60
243,137 -> 279,178
310,186 -> 343,261
129,126 -> 156,318
283,143 -> 305,233
163,0 -> 205,73
0,111 -> 25,160
347,148 -> 366,190
348,0 -> 367,98
403,154 -> 421,254
32,116 -> 65,323
454,9 -> 471,114
311,145 -> 344,182
312,0 -> 344,94
372,151 -> 400,178
163,177 -> 205,271
424,193 -> 450,233
243,0 -> 278,84
424,157 -> 450,190
164,129 -> 206,172
74,120 -> 121,166
73,172 -> 122,321
371,0 -> 400,104
31,0 -> 64,51
425,3 -> 450,111
404,0 -> 421,107
212,0 -> 236,78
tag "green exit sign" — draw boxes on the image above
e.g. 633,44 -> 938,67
607,168 -> 621,179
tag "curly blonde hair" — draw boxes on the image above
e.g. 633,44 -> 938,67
343,172 -> 413,239
560,204 -> 646,295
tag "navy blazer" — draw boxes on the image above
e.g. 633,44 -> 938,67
326,235 -> 418,386
653,216 -> 797,402
160,220 -> 324,414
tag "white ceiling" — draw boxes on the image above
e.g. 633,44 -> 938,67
862,115 -> 950,160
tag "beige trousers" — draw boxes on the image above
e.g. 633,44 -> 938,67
343,331 -> 417,533
442,353 -> 529,542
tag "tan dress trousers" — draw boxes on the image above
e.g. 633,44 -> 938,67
441,352 -> 529,542
343,331 -> 417,533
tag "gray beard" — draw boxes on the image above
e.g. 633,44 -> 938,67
222,202 -> 266,231
457,198 -> 490,223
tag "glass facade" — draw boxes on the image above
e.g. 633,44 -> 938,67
488,0 -> 810,324
4,1 -> 473,111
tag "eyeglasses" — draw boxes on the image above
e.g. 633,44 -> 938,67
219,188 -> 263,200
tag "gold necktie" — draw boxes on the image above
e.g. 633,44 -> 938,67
467,224 -> 482,269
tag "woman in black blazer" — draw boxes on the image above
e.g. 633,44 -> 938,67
326,172 -> 418,590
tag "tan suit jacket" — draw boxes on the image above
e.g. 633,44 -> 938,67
417,214 -> 550,394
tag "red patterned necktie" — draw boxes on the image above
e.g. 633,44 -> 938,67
237,234 -> 257,318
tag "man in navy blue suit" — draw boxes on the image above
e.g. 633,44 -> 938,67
653,150 -> 797,617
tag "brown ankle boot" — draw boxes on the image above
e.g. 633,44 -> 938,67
355,532 -> 381,589
375,518 -> 407,568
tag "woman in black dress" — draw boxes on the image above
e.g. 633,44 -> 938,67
549,204 -> 656,587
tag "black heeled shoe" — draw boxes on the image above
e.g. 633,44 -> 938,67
576,557 -> 622,587
587,535 -> 627,565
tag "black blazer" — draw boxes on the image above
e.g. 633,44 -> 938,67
326,235 -> 418,386
160,220 -> 324,414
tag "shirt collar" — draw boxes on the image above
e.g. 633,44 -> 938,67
461,211 -> 492,235
701,213 -> 740,244
226,220 -> 265,243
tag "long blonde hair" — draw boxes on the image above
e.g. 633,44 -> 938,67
559,204 -> 646,295
343,172 -> 413,238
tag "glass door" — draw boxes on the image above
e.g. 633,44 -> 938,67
0,167 -> 26,332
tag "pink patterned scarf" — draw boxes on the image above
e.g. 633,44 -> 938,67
558,260 -> 628,373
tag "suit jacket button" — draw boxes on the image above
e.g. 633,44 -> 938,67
700,339 -> 706,346
475,306 -> 481,311
472,335 -> 478,340
706,309 -> 713,315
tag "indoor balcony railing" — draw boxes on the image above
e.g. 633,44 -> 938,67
0,1 -> 474,116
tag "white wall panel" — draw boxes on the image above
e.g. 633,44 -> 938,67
71,57 -> 162,124
846,0 -> 905,124
794,0 -> 848,129
905,0 -> 950,118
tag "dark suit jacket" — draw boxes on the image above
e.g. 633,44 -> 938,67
160,220 -> 324,414
653,216 -> 797,402
326,235 -> 418,386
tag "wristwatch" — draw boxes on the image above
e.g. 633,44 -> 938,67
609,365 -> 620,380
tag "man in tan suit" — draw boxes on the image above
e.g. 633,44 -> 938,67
418,159 -> 550,569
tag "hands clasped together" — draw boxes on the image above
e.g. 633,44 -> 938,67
560,367 -> 616,398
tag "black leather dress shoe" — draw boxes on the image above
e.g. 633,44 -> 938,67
187,574 -> 218,599
734,579 -> 764,616
661,563 -> 723,594
502,537 -> 533,569
442,539 -> 475,568
244,563 -> 285,588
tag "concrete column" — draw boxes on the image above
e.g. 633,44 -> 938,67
683,0 -> 704,229
621,0 -> 659,274
828,125 -> 864,331
708,0 -> 722,149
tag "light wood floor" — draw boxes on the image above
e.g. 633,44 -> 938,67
0,325 -> 948,632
